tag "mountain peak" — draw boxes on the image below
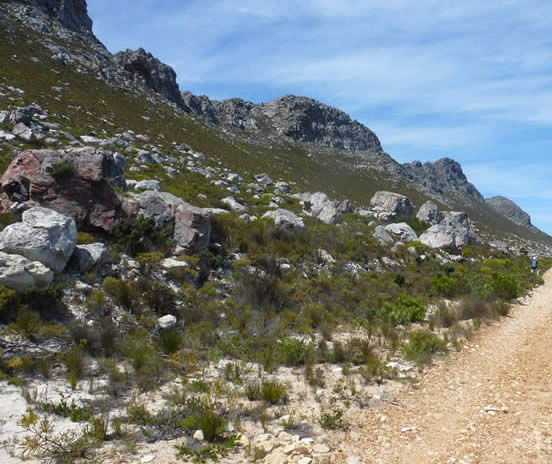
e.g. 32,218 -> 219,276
486,196 -> 533,228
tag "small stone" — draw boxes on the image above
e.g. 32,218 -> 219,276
193,430 -> 204,441
158,314 -> 177,329
141,455 -> 155,464
298,458 -> 312,464
313,444 -> 330,454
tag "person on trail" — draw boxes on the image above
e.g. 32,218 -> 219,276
531,256 -> 539,275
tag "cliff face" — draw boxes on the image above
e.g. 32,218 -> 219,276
181,93 -> 383,152
403,158 -> 484,202
486,196 -> 533,228
114,49 -> 184,108
0,0 -> 93,34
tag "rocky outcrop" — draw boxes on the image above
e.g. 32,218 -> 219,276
0,148 -> 126,232
419,224 -> 467,250
416,200 -> 443,225
370,191 -> 414,220
114,48 -> 184,107
181,94 -> 382,152
374,225 -> 393,245
403,158 -> 483,202
486,196 -> 533,228
0,251 -> 53,292
262,209 -> 305,230
0,207 -> 77,272
4,0 -> 93,34
122,191 -> 211,253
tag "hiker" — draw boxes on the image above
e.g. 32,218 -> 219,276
531,256 -> 539,275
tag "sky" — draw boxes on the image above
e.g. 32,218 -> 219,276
88,0 -> 552,234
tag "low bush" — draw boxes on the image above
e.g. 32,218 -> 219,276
103,277 -> 138,311
112,216 -> 172,257
378,294 -> 426,325
47,160 -> 75,181
261,379 -> 288,405
491,272 -> 520,300
401,330 -> 447,366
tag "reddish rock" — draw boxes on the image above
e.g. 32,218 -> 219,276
0,147 -> 126,232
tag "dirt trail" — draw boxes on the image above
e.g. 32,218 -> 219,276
331,269 -> 552,464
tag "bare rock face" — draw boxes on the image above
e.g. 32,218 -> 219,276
486,196 -> 532,228
0,148 -> 126,232
403,158 -> 483,202
181,93 -> 382,152
114,48 -> 184,107
385,223 -> 418,242
0,206 -> 77,272
4,0 -> 93,34
370,191 -> 414,220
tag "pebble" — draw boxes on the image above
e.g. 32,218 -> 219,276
141,456 -> 155,464
193,430 -> 204,441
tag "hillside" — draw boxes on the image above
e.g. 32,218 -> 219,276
0,2 -> 552,464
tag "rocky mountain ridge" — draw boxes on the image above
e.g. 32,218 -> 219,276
486,196 -> 534,229
0,0 -> 548,240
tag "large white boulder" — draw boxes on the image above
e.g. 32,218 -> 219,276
221,196 -> 247,212
419,224 -> 468,249
370,191 -> 414,220
0,207 -> 77,272
373,225 -> 394,245
416,200 -> 443,225
385,223 -> 418,242
263,209 -> 305,230
0,252 -> 53,292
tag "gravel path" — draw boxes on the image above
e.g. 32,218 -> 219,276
331,269 -> 552,464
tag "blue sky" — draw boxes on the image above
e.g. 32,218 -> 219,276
88,0 -> 552,234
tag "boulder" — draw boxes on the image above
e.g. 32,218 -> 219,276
0,148 -> 126,232
263,209 -> 305,230
255,173 -> 273,185
419,224 -> 468,249
70,243 -> 110,273
221,196 -> 247,212
274,181 -> 291,195
123,191 -> 211,253
373,225 -> 394,245
0,207 -> 77,272
385,223 -> 418,242
370,191 -> 414,219
301,192 -> 342,224
135,179 -> 161,192
158,314 -> 177,329
0,251 -> 53,292
416,200 -> 443,225
161,258 -> 189,270
174,202 -> 211,253
337,199 -> 354,213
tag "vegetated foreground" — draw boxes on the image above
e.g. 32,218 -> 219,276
332,269 -> 552,464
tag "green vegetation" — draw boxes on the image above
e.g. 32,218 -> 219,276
47,160 -> 75,181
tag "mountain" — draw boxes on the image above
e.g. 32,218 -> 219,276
486,196 -> 534,229
0,0 -> 549,246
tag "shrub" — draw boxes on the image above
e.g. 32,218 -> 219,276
275,338 -> 306,366
103,277 -> 137,311
159,329 -> 182,354
48,160 -> 75,181
64,346 -> 86,384
491,272 -> 520,300
458,298 -> 492,320
16,309 -> 41,338
319,408 -> 345,430
0,285 -> 20,322
76,232 -> 97,245
0,212 -> 17,232
245,381 -> 262,401
261,379 -> 288,404
22,284 -> 66,321
401,330 -> 447,366
378,294 -> 426,325
112,216 -> 172,257
433,274 -> 458,298
198,408 -> 227,442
